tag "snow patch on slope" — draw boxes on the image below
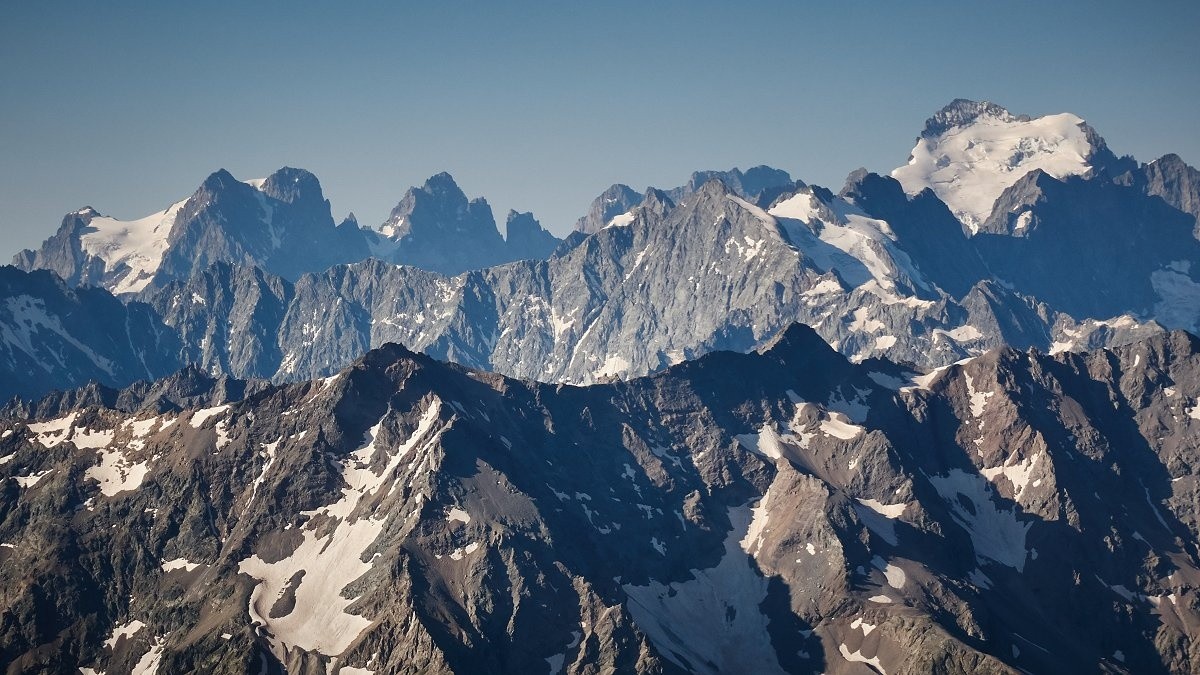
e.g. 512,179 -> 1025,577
768,192 -> 822,222
87,445 -> 150,497
768,190 -> 929,293
981,452 -> 1042,501
594,354 -> 631,380
605,211 -> 635,228
854,499 -> 907,546
13,470 -> 52,488
131,633 -> 167,675
26,412 -> 78,447
1151,267 -> 1200,333
161,558 -> 201,572
104,619 -> 146,649
1,297 -> 118,378
79,200 -> 188,294
622,505 -> 787,675
930,469 -> 1031,570
85,416 -> 173,497
190,405 -> 230,428
238,401 -> 448,659
964,372 -> 994,418
839,643 -> 887,674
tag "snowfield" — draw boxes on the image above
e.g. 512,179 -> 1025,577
892,107 -> 1094,232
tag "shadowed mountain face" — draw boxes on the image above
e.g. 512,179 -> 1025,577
371,173 -> 560,274
1,326 -> 1198,673
0,267 -> 183,400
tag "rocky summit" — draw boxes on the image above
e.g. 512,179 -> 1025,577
1,325 -> 1198,673
11,169 -> 562,296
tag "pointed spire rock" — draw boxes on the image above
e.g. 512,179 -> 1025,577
639,187 -> 675,217
575,184 -> 644,234
1142,153 -> 1200,230
505,210 -> 560,261
692,177 -> 734,201
372,172 -> 520,275
380,172 -> 473,240
199,168 -> 241,194
839,169 -> 906,210
757,322 -> 844,370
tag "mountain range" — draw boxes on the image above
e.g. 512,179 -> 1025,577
3,99 -> 1198,402
1,324 -> 1198,673
12,168 -> 561,293
2,98 -> 1200,674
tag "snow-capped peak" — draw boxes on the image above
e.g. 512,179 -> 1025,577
892,99 -> 1099,233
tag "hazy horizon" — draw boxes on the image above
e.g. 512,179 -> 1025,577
2,1 -> 1198,256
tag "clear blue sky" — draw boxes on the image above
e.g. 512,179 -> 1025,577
2,1 -> 1197,256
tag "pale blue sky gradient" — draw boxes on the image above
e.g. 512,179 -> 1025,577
2,1 -> 1197,255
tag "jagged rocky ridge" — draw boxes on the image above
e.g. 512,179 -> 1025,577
3,99 -> 1199,403
11,169 -> 562,291
140,174 -> 1173,390
0,172 -> 1177,400
573,166 -> 798,234
1,325 -> 1198,673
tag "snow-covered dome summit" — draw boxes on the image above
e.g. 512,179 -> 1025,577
892,99 -> 1109,232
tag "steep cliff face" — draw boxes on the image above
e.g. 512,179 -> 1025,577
371,172 -> 561,275
1140,153 -> 1200,237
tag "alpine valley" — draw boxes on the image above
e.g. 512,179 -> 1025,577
2,100 -> 1200,674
